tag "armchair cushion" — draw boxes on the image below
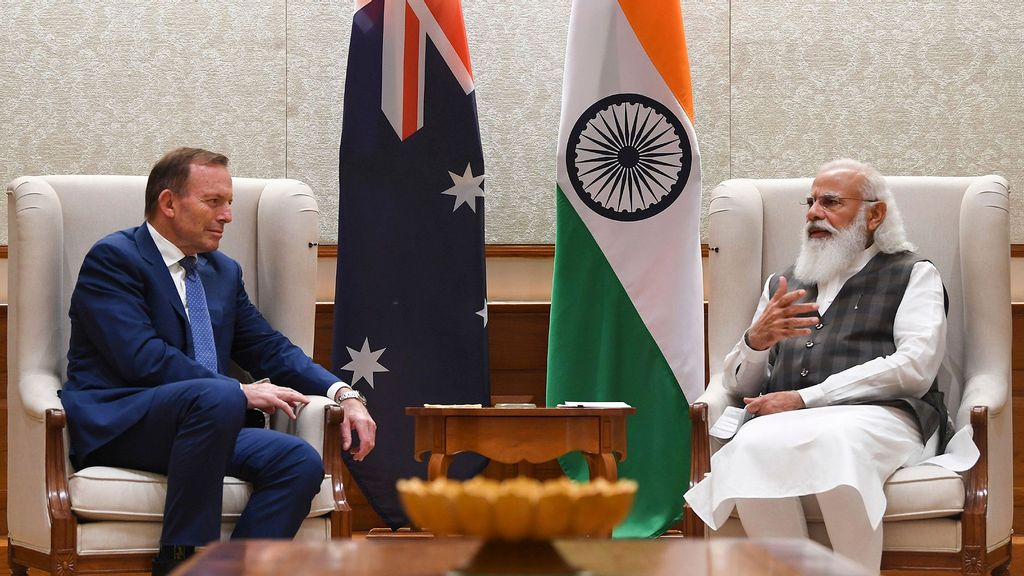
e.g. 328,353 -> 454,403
878,465 -> 964,521
718,462 -> 965,524
68,467 -> 336,521
76,518 -> 334,555
797,465 -> 964,523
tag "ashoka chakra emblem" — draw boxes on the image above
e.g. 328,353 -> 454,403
566,93 -> 691,221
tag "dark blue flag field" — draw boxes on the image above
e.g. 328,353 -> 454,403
332,0 -> 490,529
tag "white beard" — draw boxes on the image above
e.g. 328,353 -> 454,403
793,210 -> 869,285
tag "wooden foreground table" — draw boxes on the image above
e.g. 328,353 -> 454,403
175,538 -> 869,576
406,407 -> 635,481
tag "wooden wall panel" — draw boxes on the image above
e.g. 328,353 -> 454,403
1013,307 -> 1024,536
1015,384 -> 1024,536
487,303 -> 549,405
0,307 -> 6,536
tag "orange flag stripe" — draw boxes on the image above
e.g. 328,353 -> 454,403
402,1 -> 421,139
617,0 -> 695,124
424,0 -> 474,78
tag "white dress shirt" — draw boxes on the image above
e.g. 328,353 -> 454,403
146,222 -> 190,314
146,223 -> 349,400
722,244 -> 947,408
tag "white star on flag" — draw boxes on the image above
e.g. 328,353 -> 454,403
476,299 -> 488,326
341,337 -> 389,389
442,163 -> 485,212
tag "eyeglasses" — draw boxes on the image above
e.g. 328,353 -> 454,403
800,195 -> 877,213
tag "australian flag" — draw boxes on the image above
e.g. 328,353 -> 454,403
332,0 -> 490,529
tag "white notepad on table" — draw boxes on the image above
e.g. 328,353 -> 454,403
556,401 -> 632,409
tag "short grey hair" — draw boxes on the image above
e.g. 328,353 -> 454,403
816,158 -> 916,254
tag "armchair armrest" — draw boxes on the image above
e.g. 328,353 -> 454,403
956,373 -> 1009,428
17,371 -> 65,422
270,396 -> 339,459
693,374 -> 741,425
683,402 -> 710,538
44,409 -> 77,559
960,407 -> 990,568
270,396 -> 352,529
684,376 -> 744,538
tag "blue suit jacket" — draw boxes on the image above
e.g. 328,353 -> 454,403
62,224 -> 337,464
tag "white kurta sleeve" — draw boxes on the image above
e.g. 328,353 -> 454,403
721,275 -> 774,399
797,261 -> 946,408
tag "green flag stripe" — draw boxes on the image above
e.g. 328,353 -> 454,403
547,185 -> 691,537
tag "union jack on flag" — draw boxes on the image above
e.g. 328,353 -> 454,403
357,0 -> 476,140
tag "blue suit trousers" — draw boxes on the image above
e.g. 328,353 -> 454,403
82,379 -> 324,545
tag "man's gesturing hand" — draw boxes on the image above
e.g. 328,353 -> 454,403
339,398 -> 377,462
242,381 -> 309,420
746,276 -> 820,351
744,391 -> 805,416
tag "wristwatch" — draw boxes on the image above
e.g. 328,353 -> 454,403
336,387 -> 367,406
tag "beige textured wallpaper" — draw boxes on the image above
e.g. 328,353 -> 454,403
729,1 -> 1024,244
1,1 -> 1021,245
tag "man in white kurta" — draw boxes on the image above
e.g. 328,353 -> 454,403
685,159 -> 948,574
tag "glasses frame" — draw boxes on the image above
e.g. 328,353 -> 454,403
800,194 -> 879,213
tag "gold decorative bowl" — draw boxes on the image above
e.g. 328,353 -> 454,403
396,476 -> 637,541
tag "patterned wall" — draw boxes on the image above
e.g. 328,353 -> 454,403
2,1 -> 1021,244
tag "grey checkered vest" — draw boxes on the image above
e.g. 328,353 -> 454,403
766,251 -> 950,447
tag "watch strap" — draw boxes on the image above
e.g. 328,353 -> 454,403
337,388 -> 367,406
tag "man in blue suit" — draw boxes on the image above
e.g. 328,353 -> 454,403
61,147 -> 376,575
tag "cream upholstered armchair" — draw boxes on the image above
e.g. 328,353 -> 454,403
684,176 -> 1012,575
6,175 -> 351,575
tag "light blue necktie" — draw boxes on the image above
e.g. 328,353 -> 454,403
180,256 -> 218,373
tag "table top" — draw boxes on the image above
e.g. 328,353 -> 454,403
406,406 -> 636,416
175,537 -> 869,576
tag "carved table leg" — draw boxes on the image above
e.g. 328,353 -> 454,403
583,452 -> 618,482
427,453 -> 450,480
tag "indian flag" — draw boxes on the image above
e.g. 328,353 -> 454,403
547,0 -> 703,538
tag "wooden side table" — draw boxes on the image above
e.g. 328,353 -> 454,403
405,407 -> 636,481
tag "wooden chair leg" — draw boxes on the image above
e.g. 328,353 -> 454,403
333,506 -> 353,539
8,549 -> 28,576
990,559 -> 1010,576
